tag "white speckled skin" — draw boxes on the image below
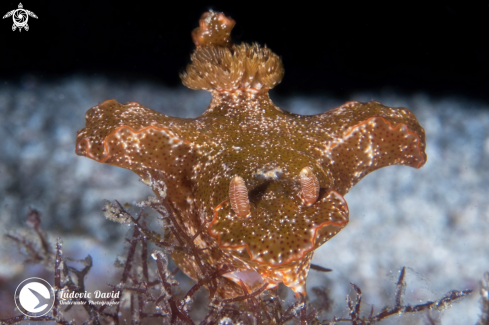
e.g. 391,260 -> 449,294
74,11 -> 426,298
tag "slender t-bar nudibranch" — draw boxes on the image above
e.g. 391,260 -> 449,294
76,11 -> 427,298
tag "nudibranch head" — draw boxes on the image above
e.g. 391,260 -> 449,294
75,11 -> 427,298
181,11 -> 284,91
210,171 -> 349,266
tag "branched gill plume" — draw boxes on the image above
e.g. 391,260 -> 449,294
181,43 -> 284,91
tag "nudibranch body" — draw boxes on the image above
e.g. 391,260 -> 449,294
76,11 -> 427,297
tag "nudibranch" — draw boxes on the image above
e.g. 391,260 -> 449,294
75,11 -> 427,298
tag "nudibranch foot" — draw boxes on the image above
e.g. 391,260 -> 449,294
75,11 -> 427,298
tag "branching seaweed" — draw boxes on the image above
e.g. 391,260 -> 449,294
323,267 -> 472,324
1,204 -> 478,325
477,272 -> 489,325
5,207 -> 52,266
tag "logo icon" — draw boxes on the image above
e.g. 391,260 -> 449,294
15,278 -> 54,317
3,3 -> 38,32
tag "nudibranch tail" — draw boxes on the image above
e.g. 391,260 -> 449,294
191,10 -> 235,49
180,11 -> 284,91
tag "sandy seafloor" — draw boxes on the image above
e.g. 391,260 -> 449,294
0,75 -> 488,324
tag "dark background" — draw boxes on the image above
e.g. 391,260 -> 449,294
2,1 -> 489,100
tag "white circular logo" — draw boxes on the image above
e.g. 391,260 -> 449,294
2,3 -> 38,32
15,278 -> 55,317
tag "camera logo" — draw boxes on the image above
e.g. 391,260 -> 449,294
15,278 -> 54,317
